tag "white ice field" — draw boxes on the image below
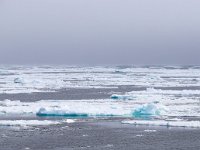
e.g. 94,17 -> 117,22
0,65 -> 200,127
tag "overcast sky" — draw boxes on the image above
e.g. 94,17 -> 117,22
0,0 -> 200,65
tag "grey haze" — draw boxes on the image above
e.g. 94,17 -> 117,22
0,0 -> 200,65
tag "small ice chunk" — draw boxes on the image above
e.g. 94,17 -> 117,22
135,134 -> 143,137
61,126 -> 69,129
64,119 -> 75,123
144,129 -> 157,132
82,134 -> 88,137
14,78 -> 24,84
111,94 -> 134,100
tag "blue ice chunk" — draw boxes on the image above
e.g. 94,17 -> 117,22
111,94 -> 134,100
132,103 -> 165,118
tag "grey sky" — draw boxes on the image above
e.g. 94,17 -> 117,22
0,0 -> 200,65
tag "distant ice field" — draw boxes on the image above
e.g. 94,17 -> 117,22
1,65 -> 200,94
0,65 -> 200,128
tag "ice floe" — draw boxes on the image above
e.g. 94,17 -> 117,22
0,119 -> 75,127
1,65 -> 200,128
122,120 -> 200,128
0,98 -> 199,119
128,88 -> 200,95
144,129 -> 157,132
37,108 -> 89,117
0,99 -> 132,117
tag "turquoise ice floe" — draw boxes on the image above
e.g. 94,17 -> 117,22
37,112 -> 89,118
36,108 -> 88,118
36,108 -> 122,118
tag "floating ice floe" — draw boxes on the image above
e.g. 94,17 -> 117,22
145,88 -> 200,95
64,119 -> 76,123
0,98 -> 199,120
0,119 -> 75,127
144,129 -> 157,132
122,120 -> 200,128
132,102 -> 168,118
36,107 -> 122,117
0,99 -> 21,106
127,87 -> 200,96
37,108 -> 89,117
110,94 -> 135,100
0,99 -> 132,117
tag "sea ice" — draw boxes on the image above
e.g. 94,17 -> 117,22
0,99 -> 21,106
0,98 -> 199,120
122,120 -> 200,128
1,65 -> 200,94
0,120 -> 61,127
0,99 -> 132,117
0,119 -> 76,127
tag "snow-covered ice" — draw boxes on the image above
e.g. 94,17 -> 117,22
122,120 -> 200,128
0,99 -> 132,117
0,119 -> 75,127
1,65 -> 200,94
